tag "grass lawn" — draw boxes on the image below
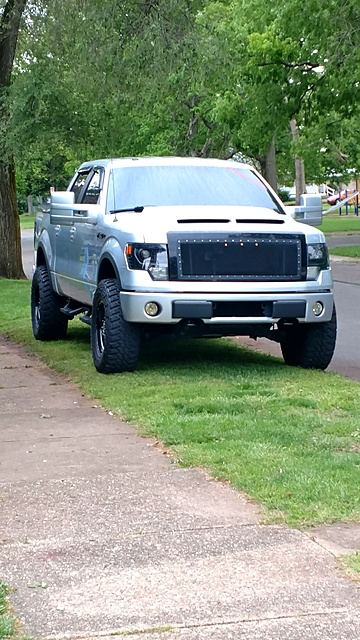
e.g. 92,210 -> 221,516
0,583 -> 16,640
329,246 -> 360,259
1,279 -> 360,528
339,553 -> 360,581
19,215 -> 35,230
318,214 -> 360,235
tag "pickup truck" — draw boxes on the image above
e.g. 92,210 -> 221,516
32,156 -> 336,373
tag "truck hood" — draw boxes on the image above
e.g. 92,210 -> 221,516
111,205 -> 325,243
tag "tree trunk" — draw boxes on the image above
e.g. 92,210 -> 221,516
265,138 -> 277,193
0,159 -> 25,278
0,0 -> 27,279
290,119 -> 305,205
259,138 -> 277,193
27,194 -> 33,214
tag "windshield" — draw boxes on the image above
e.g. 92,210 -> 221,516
107,165 -> 284,213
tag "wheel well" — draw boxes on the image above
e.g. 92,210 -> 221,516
36,247 -> 47,268
98,258 -> 118,284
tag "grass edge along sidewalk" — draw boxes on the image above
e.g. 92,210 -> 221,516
1,278 -> 360,529
339,553 -> 360,580
0,582 -> 22,640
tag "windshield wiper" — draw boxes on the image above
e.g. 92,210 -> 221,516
110,206 -> 144,214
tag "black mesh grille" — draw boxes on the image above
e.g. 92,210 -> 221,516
168,232 -> 306,281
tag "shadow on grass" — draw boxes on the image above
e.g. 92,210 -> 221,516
65,321 -> 284,374
139,337 -> 283,374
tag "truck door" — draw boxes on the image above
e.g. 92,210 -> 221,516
51,169 -> 91,298
71,168 -> 104,305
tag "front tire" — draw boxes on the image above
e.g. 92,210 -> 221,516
280,305 -> 337,370
91,279 -> 141,373
31,266 -> 68,341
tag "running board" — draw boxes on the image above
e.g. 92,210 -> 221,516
61,303 -> 89,319
80,313 -> 91,326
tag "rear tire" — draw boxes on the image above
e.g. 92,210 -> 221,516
91,279 -> 141,373
31,266 -> 68,340
280,305 -> 337,370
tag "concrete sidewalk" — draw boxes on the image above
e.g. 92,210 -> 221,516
0,336 -> 359,640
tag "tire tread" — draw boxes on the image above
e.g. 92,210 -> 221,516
281,305 -> 337,370
91,279 -> 140,373
31,266 -> 68,341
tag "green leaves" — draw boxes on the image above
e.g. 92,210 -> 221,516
6,0 -> 360,195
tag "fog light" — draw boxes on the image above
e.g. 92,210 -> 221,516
313,301 -> 324,317
145,302 -> 160,317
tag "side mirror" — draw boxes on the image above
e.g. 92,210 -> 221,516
50,190 -> 76,225
50,191 -> 99,225
292,194 -> 323,227
51,190 -> 75,206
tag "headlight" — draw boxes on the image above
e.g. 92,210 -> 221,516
307,243 -> 329,280
125,243 -> 168,280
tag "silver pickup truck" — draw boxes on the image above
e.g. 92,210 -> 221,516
32,156 -> 336,373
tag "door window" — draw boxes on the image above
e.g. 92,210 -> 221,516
82,169 -> 102,205
71,171 -> 91,203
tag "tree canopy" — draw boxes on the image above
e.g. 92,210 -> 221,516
10,0 -> 360,192
1,0 -> 360,276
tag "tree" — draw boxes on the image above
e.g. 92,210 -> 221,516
6,0 -> 360,214
186,0 -> 360,191
11,0 -> 209,167
0,0 -> 27,279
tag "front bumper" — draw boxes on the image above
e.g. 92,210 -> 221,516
120,290 -> 334,324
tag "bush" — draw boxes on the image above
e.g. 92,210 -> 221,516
277,187 -> 292,203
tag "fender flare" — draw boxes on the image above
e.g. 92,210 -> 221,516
97,250 -> 122,286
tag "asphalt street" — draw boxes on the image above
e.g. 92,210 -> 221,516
326,233 -> 360,248
21,230 -> 360,381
